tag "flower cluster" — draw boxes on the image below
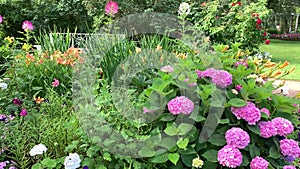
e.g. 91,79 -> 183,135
178,2 -> 191,16
29,144 -> 47,156
279,139 -> 300,158
105,1 -> 118,16
258,121 -> 276,138
192,157 -> 204,168
283,165 -> 297,169
196,68 -> 232,88
225,127 -> 250,149
167,96 -> 194,115
217,145 -> 243,168
64,153 -> 81,169
231,101 -> 261,125
22,20 -> 34,31
272,117 -> 294,136
250,156 -> 269,169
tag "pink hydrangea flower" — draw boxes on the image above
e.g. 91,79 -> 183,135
279,139 -> 300,157
225,127 -> 250,149
217,145 -> 243,168
196,68 -> 232,88
235,60 -> 248,68
160,65 -> 174,73
260,108 -> 270,116
250,156 -> 269,169
167,96 -> 194,115
20,108 -> 27,116
231,101 -> 261,125
52,78 -> 60,87
272,117 -> 294,136
258,121 -> 276,138
235,84 -> 242,91
105,1 -> 119,16
283,165 -> 296,169
0,15 -> 3,24
22,20 -> 34,31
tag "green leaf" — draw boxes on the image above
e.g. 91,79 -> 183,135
103,152 -> 112,161
168,153 -> 180,165
32,86 -> 43,90
178,123 -> 193,135
241,155 -> 250,166
151,154 -> 169,163
181,154 -> 196,167
268,147 -> 281,159
160,113 -> 176,121
227,98 -> 247,107
31,163 -> 43,169
139,146 -> 155,157
177,138 -> 189,149
164,124 -> 178,136
249,144 -> 260,158
190,115 -> 206,122
218,119 -> 230,124
208,134 -> 226,146
247,124 -> 260,135
160,137 -> 177,150
202,150 -> 218,162
41,157 -> 57,168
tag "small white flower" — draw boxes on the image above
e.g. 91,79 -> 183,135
29,144 -> 47,156
178,2 -> 191,16
64,153 -> 81,169
231,89 -> 239,95
0,82 -> 7,89
247,74 -> 258,79
255,77 -> 265,84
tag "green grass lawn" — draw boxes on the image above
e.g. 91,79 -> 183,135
260,39 -> 300,81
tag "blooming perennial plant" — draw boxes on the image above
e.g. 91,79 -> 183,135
250,156 -> 269,169
105,1 -> 119,16
64,153 -> 81,169
29,144 -> 47,156
167,96 -> 194,115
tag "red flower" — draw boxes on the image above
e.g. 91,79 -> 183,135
256,19 -> 262,25
263,31 -> 267,36
237,2 -> 242,6
265,39 -> 270,45
231,3 -> 236,6
252,13 -> 259,18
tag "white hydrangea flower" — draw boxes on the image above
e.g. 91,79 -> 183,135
64,153 -> 81,169
0,82 -> 7,89
178,2 -> 191,16
29,144 -> 47,156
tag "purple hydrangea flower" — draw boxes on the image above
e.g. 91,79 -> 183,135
225,127 -> 250,149
272,117 -> 294,136
279,139 -> 300,157
167,96 -> 194,115
231,101 -> 261,125
258,121 -> 277,138
250,156 -> 269,169
217,145 -> 243,168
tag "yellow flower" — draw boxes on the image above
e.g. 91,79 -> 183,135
135,47 -> 142,53
176,53 -> 187,59
156,45 -> 162,51
192,157 -> 204,168
264,60 -> 276,68
4,36 -> 14,44
22,43 -> 32,51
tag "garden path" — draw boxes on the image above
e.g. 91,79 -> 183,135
272,79 -> 300,97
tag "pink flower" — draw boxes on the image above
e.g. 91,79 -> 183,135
231,101 -> 261,125
272,117 -> 294,136
20,108 -> 27,116
22,20 -> 34,31
279,139 -> 300,157
160,65 -> 174,73
0,15 -> 3,24
250,156 -> 269,169
52,78 -> 60,87
13,98 -> 23,106
260,108 -> 270,116
234,60 -> 248,68
258,121 -> 276,138
265,39 -> 270,45
143,107 -> 155,113
263,31 -> 267,36
236,2 -> 242,6
225,127 -> 250,149
196,68 -> 232,88
105,1 -> 119,16
217,145 -> 243,168
167,96 -> 194,115
235,84 -> 242,91
283,165 -> 296,169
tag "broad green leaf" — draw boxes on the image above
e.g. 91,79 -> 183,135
227,98 -> 247,107
249,144 -> 260,158
190,115 -> 206,122
241,155 -> 250,166
178,123 -> 193,135
218,119 -> 230,124
247,124 -> 260,135
208,134 -> 226,146
268,147 -> 281,159
168,153 -> 180,165
151,154 -> 169,163
164,124 -> 178,136
202,150 -> 218,162
160,137 -> 177,150
139,146 -> 155,157
31,163 -> 43,169
41,157 -> 57,168
177,138 -> 189,149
